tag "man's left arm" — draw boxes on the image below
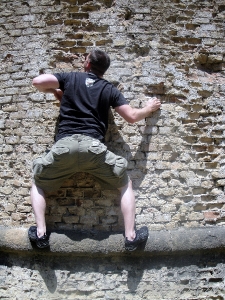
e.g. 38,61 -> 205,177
115,97 -> 161,124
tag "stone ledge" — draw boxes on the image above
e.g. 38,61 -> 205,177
0,226 -> 225,256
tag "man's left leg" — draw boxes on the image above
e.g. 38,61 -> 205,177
28,182 -> 49,248
30,182 -> 47,238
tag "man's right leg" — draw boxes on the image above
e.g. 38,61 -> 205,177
118,180 -> 136,241
119,180 -> 149,251
30,182 -> 47,238
29,136 -> 79,247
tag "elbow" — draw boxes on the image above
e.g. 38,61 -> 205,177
125,115 -> 137,124
126,108 -> 140,124
115,105 -> 139,124
32,77 -> 41,88
32,78 -> 37,87
128,118 -> 136,124
128,111 -> 139,124
32,76 -> 45,92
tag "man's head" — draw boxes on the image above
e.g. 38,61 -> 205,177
84,49 -> 110,77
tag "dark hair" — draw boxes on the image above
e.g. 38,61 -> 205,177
89,49 -> 110,76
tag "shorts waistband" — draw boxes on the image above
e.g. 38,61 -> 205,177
65,134 -> 103,142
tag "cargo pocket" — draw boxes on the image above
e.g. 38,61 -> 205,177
50,144 -> 70,168
87,140 -> 107,167
88,140 -> 107,154
113,156 -> 128,178
52,145 -> 70,156
105,151 -> 128,178
32,157 -> 50,180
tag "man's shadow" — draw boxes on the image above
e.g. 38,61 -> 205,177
106,108 -> 161,189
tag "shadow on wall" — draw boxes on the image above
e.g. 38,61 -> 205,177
2,250 -> 225,296
106,108 -> 162,190
0,252 -> 148,294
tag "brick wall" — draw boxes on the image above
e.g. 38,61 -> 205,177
0,0 -> 225,298
1,250 -> 225,299
1,0 -> 225,232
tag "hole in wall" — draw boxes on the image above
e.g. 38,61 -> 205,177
124,8 -> 133,20
126,45 -> 149,57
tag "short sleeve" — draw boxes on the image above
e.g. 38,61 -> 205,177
53,73 -> 70,92
110,86 -> 128,108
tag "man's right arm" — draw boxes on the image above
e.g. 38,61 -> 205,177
32,74 -> 63,101
32,74 -> 60,92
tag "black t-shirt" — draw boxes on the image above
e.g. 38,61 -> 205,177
53,72 -> 128,142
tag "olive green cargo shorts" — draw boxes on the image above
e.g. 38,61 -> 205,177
32,134 -> 129,192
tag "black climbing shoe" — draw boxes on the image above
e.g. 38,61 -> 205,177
28,226 -> 49,248
125,226 -> 149,251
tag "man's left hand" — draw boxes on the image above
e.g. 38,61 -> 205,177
53,89 -> 63,102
